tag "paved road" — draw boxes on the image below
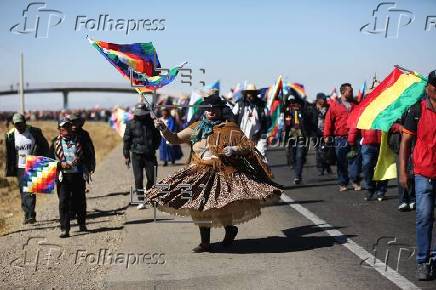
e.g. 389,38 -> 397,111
1,144 -> 434,289
104,147 -> 436,289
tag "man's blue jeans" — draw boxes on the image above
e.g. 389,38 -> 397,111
289,137 -> 307,180
415,175 -> 436,264
361,145 -> 388,196
334,137 -> 361,186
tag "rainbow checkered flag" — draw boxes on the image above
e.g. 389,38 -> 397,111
23,156 -> 58,194
88,37 -> 185,92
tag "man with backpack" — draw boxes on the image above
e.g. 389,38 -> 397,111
123,103 -> 162,209
400,70 -> 436,280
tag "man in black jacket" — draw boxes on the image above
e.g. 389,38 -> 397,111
4,113 -> 49,224
282,91 -> 317,184
314,93 -> 332,175
123,103 -> 161,207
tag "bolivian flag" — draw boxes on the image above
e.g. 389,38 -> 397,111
348,66 -> 427,180
348,66 -> 426,132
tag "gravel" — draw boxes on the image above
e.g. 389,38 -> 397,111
0,144 -> 132,290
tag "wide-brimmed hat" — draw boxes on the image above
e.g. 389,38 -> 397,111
133,103 -> 150,116
242,83 -> 259,94
69,113 -> 83,122
202,94 -> 227,108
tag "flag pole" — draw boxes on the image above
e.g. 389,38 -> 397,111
139,91 -> 145,103
394,65 -> 427,81
142,90 -> 157,119
19,52 -> 25,114
395,65 -> 414,74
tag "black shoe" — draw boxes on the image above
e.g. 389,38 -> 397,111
365,192 -> 375,201
79,225 -> 88,232
417,263 -> 431,280
163,161 -> 168,167
430,260 -> 435,279
28,218 -> 36,224
59,231 -> 70,238
23,219 -> 29,225
222,226 -> 238,247
192,243 -> 210,253
293,178 -> 302,185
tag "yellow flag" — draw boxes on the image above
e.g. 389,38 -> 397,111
373,131 -> 397,180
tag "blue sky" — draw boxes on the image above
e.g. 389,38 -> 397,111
0,0 -> 435,110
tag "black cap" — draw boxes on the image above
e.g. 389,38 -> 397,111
316,93 -> 327,100
427,70 -> 436,87
58,118 -> 72,128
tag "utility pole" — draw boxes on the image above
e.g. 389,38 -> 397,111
19,52 -> 25,114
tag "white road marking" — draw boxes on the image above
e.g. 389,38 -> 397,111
280,194 -> 420,290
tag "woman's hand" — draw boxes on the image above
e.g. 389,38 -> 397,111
61,162 -> 72,169
154,118 -> 167,131
223,146 -> 239,157
201,155 -> 220,170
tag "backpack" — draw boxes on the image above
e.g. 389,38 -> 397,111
388,101 -> 421,154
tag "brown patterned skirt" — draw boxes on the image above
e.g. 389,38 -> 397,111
146,163 -> 282,227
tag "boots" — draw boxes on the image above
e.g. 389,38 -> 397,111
192,226 -> 211,253
192,225 -> 239,252
222,225 -> 238,247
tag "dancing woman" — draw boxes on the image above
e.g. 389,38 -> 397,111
151,94 -> 282,252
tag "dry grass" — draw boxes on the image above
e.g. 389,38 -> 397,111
0,121 -> 121,235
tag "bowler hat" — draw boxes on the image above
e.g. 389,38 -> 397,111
133,103 -> 150,116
